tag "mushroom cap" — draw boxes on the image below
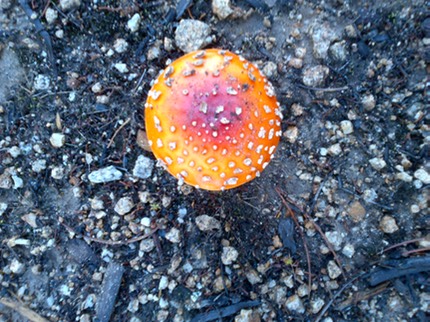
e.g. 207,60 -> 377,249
144,49 -> 282,191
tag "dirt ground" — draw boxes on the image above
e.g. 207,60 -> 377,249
0,0 -> 429,321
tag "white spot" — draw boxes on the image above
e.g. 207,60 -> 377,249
193,147 -> 198,152
182,125 -> 187,130
212,131 -> 218,137
165,156 -> 173,165
202,149 -> 208,155
212,70 -> 220,77
235,151 -> 240,156
157,138 -> 163,148
222,149 -> 227,155
202,176 -> 212,182
264,83 -> 275,97
177,157 -> 184,164
197,132 -> 202,136
262,162 -> 269,169
256,145 -> 263,154
154,115 -> 162,132
254,110 -> 259,118
226,87 -> 238,95
168,142 -> 177,150
256,171 -> 261,177
268,128 -> 275,140
235,107 -> 242,115
199,102 -> 208,114
220,173 -> 226,178
276,120 -> 281,126
182,89 -> 189,95
193,59 -> 204,66
192,121 -> 197,126
225,177 -> 238,185
276,130 -> 282,137
215,105 -> 224,113
247,142 -> 254,149
246,175 -> 252,180
189,161 -> 195,167
170,125 -> 176,133
269,145 -> 277,154
212,145 -> 218,150
239,133 -> 244,138
207,158 -> 216,164
149,90 -> 162,100
234,168 -> 243,174
183,149 -> 189,156
263,105 -> 272,113
269,119 -> 275,126
232,139 -> 238,144
211,166 -> 219,171
243,158 -> 252,166
258,127 -> 266,139
193,50 -> 206,58
180,170 -> 189,177
148,140 -> 153,146
257,155 -> 264,165
248,71 -> 256,81
224,55 -> 233,63
183,69 -> 195,77
164,66 -> 174,78
275,108 -> 283,119
248,124 -> 254,130
197,166 -> 202,171
228,161 -> 235,168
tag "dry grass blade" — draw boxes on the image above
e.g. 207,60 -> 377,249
0,297 -> 49,322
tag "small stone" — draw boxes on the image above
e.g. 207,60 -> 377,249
175,19 -> 212,53
221,246 -> 238,265
165,228 -> 181,243
0,172 -> 12,189
380,215 -> 399,234
22,212 -> 37,228
310,298 -> 325,314
11,175 -> 23,189
91,82 -> 102,93
195,215 -> 221,231
327,143 -> 342,156
159,276 -> 169,290
297,284 -> 309,297
114,38 -> 129,53
245,269 -> 262,285
45,8 -> 58,24
342,243 -> 355,258
327,260 -> 342,279
369,157 -> 386,171
396,171 -> 413,182
234,309 -> 260,322
340,120 -> 354,135
32,159 -> 47,173
361,94 -> 376,111
325,231 -> 343,250
329,41 -> 347,61
140,239 -> 155,252
288,57 -> 303,69
114,63 -> 128,73
157,310 -> 169,322
295,47 -> 306,58
51,166 -> 65,180
310,22 -> 338,59
291,103 -> 304,116
410,204 -> 420,214
127,13 -> 141,33
262,61 -> 278,78
127,299 -> 139,313
164,37 -> 174,51
59,0 -> 81,11
212,0 -> 234,20
285,294 -> 305,314
147,43 -> 161,61
283,126 -> 299,143
414,168 -> 430,184
50,133 -> 65,148
88,166 -> 122,183
8,146 -> 21,158
344,25 -> 358,38
114,197 -> 134,215
90,198 -> 104,210
302,65 -> 330,87
348,201 -> 366,222
10,259 -> 25,275
141,217 -> 151,227
133,155 -> 154,179
34,74 -> 50,91
0,203 -> 7,216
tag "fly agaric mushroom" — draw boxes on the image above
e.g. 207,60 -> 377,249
144,49 -> 282,191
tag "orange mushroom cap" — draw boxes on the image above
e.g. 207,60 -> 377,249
144,49 -> 282,191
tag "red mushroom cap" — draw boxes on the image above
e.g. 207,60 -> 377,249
144,49 -> 282,191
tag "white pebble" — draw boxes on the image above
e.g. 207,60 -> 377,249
114,197 -> 134,215
88,166 -> 122,183
127,13 -> 141,33
133,155 -> 154,179
285,294 -> 305,313
34,74 -> 50,90
113,38 -> 129,53
114,63 -> 129,73
195,215 -> 221,231
165,228 -> 181,243
380,215 -> 399,234
221,246 -> 238,265
369,157 -> 386,171
340,120 -> 354,134
327,260 -> 342,279
327,143 -> 342,156
342,244 -> 355,258
31,159 -> 47,173
51,166 -> 65,180
50,133 -> 65,148
414,168 -> 430,184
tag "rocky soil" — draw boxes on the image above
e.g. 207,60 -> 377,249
0,0 -> 429,321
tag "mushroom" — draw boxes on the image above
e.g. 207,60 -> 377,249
144,49 -> 282,191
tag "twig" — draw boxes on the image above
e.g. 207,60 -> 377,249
382,237 -> 425,253
297,84 -> 349,92
402,247 -> 430,257
0,297 -> 48,322
275,188 -> 312,295
107,118 -> 131,148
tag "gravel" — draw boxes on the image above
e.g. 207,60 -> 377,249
88,166 -> 123,183
175,19 -> 213,53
